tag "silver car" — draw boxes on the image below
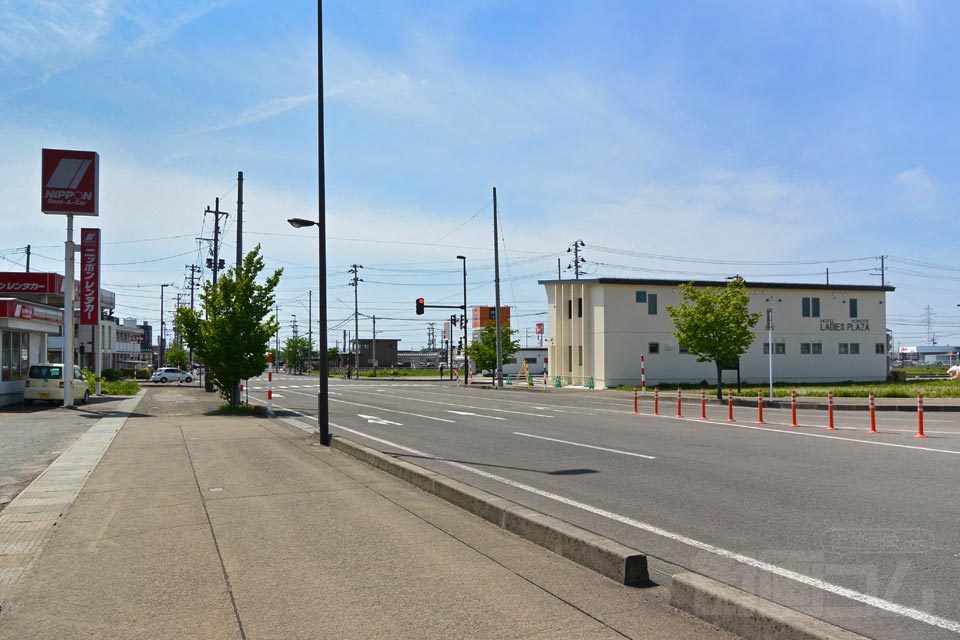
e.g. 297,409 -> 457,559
151,367 -> 193,384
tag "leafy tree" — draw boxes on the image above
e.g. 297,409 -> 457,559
666,277 -> 761,399
165,345 -> 189,370
327,347 -> 339,365
284,336 -> 312,374
176,246 -> 282,407
465,322 -> 520,375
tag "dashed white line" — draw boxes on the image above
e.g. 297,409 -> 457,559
513,432 -> 656,459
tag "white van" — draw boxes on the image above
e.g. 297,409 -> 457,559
23,363 -> 89,405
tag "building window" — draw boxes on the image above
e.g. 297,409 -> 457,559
802,297 -> 821,318
578,297 -> 583,318
567,299 -> 572,319
2,331 -> 29,381
648,293 -> 658,315
801,342 -> 822,355
850,343 -> 859,355
875,343 -> 886,355
764,342 -> 786,355
635,291 -> 647,303
578,345 -> 583,366
648,342 -> 660,354
850,298 -> 858,318
567,346 -> 572,372
839,343 -> 849,355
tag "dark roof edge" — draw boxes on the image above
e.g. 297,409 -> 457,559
537,277 -> 895,292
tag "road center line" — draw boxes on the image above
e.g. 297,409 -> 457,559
332,424 -> 960,635
331,398 -> 456,423
513,432 -> 655,459
339,388 -> 552,417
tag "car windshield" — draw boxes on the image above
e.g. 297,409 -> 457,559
29,366 -> 62,380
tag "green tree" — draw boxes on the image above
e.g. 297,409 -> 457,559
176,246 -> 282,408
284,336 -> 312,374
464,322 -> 520,376
666,277 -> 761,399
165,345 -> 189,370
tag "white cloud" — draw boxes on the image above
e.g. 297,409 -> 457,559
190,93 -> 318,135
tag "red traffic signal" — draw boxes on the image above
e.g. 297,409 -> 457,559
416,298 -> 425,315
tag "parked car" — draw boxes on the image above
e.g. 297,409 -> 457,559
151,367 -> 193,384
23,363 -> 89,405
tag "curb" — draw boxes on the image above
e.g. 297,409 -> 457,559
670,573 -> 868,640
329,434 -> 870,640
329,435 -> 648,587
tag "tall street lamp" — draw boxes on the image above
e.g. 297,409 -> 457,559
457,255 -> 468,386
288,217 -> 329,445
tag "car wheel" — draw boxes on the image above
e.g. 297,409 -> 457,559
184,376 -> 193,383
82,390 -> 89,404
160,377 -> 168,383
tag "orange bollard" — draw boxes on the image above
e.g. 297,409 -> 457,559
915,394 -> 927,438
634,386 -> 638,414
701,388 -> 707,420
677,387 -> 683,417
756,388 -> 765,424
727,388 -> 735,422
654,388 -> 659,416
827,390 -> 836,430
867,393 -> 878,434
790,390 -> 798,427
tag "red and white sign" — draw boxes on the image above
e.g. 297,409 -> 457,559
0,300 -> 62,324
535,322 -> 544,335
80,228 -> 100,325
0,273 -> 63,294
41,148 -> 99,216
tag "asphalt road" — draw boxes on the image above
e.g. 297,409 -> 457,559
251,374 -> 960,640
0,396 -> 130,509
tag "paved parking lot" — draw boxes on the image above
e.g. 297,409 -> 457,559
0,396 -> 134,509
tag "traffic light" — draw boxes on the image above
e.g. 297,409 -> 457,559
416,298 -> 425,315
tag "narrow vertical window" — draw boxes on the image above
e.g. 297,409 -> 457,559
802,297 -> 810,317
567,299 -> 572,319
578,345 -> 583,366
812,297 -> 820,317
578,297 -> 583,318
850,298 -> 858,318
567,346 -> 572,371
648,293 -> 658,315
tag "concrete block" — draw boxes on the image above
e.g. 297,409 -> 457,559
670,572 -> 868,640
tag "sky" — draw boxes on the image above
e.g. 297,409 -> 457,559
2,0 -> 959,353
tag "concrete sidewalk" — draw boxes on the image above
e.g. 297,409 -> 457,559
0,385 -> 733,639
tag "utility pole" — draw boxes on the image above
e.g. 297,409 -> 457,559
493,187 -> 503,388
24,245 -> 30,272
236,171 -> 243,269
205,198 -> 229,285
186,263 -> 201,372
348,264 -> 363,377
371,315 -> 377,377
427,323 -> 435,350
567,240 -> 586,279
275,303 -> 281,356
292,314 -> 298,339
175,293 -> 183,348
159,284 -> 170,366
880,255 -> 886,288
307,290 -> 313,371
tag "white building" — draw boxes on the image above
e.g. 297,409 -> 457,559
0,299 -> 63,406
541,278 -> 893,389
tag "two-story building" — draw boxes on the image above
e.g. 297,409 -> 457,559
540,278 -> 893,388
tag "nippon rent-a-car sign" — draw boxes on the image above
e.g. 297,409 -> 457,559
41,148 -> 99,216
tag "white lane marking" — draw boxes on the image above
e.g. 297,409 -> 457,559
513,432 -> 656,459
340,388 -> 552,418
331,397 -> 455,423
446,410 -> 505,420
332,424 -> 960,635
358,414 -> 402,426
666,414 -> 960,455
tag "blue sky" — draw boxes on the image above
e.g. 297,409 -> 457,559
1,0 -> 959,351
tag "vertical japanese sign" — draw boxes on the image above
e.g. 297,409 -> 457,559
80,228 -> 100,325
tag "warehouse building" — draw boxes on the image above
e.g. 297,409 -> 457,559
540,278 -> 893,389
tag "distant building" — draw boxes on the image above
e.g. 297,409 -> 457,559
540,277 -> 893,388
354,338 -> 400,368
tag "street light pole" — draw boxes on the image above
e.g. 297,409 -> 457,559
160,283 -> 169,367
457,255 -> 468,386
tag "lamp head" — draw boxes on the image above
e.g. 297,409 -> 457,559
287,218 -> 316,229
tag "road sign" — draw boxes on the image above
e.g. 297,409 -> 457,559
41,149 -> 99,216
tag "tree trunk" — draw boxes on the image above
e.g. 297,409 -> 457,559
715,361 -> 724,401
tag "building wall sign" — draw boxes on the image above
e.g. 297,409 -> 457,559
0,300 -> 62,324
41,148 -> 99,216
0,273 -> 63,294
820,319 -> 870,332
80,228 -> 100,325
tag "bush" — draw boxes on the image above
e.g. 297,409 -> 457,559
102,368 -> 123,382
135,368 -> 151,380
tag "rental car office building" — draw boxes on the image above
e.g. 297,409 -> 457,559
540,278 -> 893,389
